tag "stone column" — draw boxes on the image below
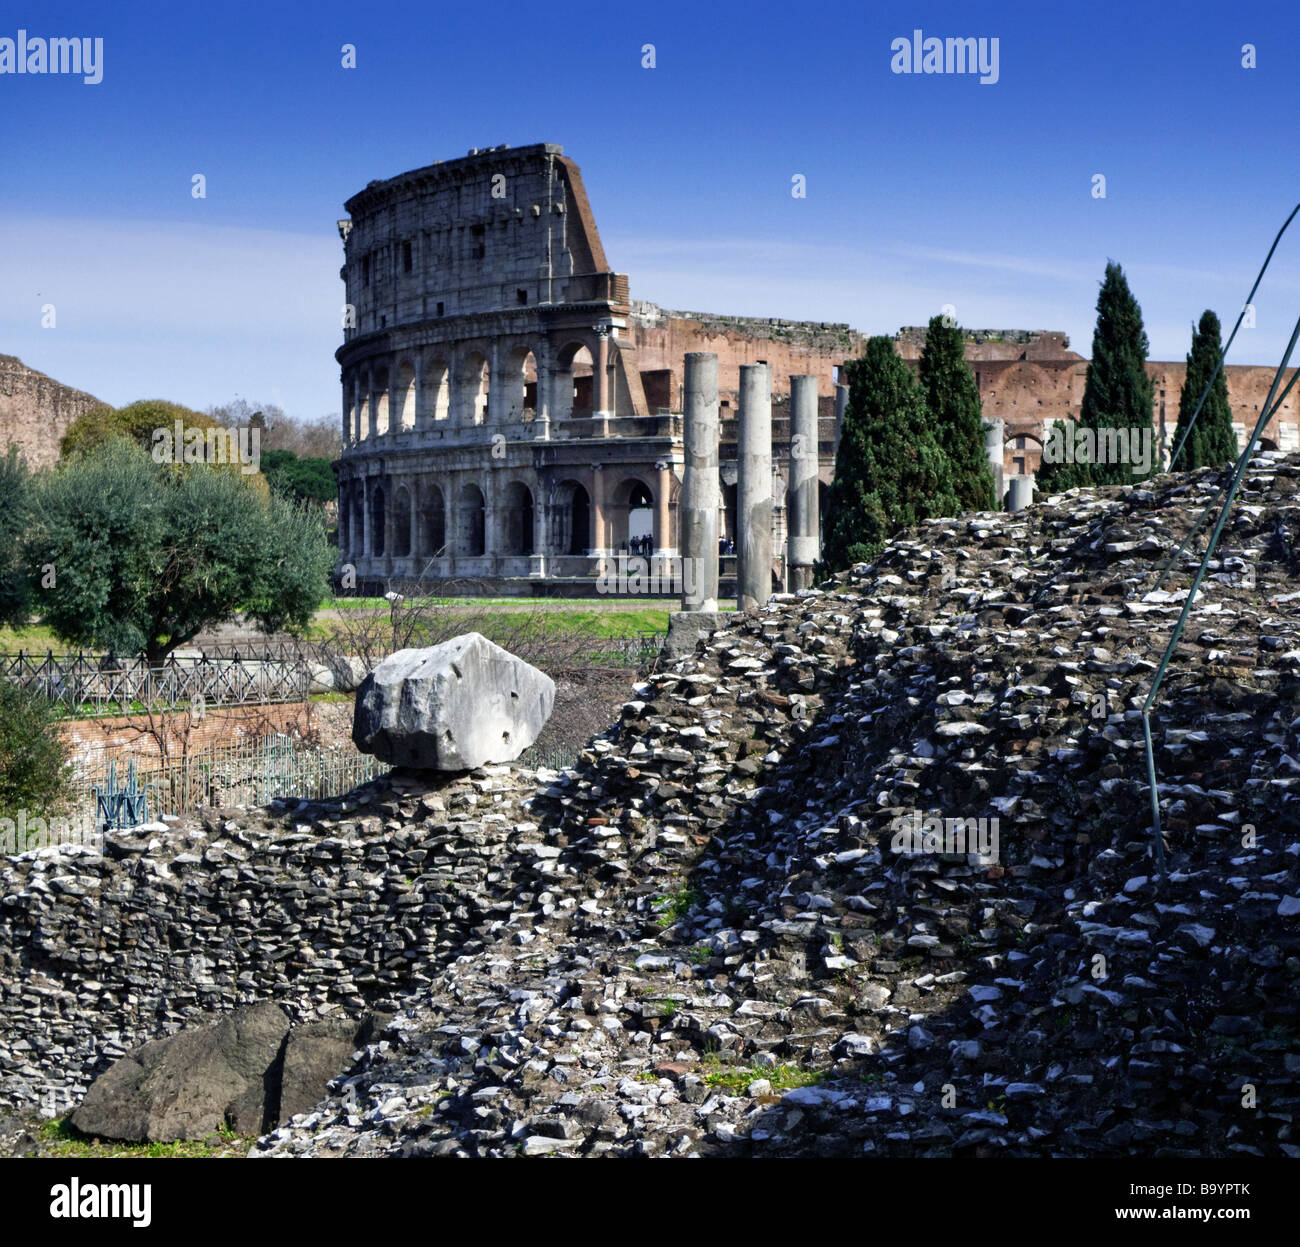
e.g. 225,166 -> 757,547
737,363 -> 773,612
985,418 -> 1005,509
681,352 -> 720,612
592,329 -> 611,436
834,383 -> 848,455
1007,475 -> 1034,513
360,478 -> 370,563
787,375 -> 820,591
654,461 -> 674,555
591,463 -> 609,565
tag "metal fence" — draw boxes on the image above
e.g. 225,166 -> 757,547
0,649 -> 310,716
0,735 -> 389,852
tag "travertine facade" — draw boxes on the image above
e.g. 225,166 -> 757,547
333,144 -> 840,592
0,354 -> 105,471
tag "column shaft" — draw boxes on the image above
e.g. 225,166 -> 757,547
737,363 -> 772,611
787,375 -> 820,591
681,352 -> 720,611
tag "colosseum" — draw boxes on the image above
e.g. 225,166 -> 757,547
332,142 -> 1300,594
333,143 -> 855,595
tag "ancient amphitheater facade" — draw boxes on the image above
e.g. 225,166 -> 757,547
333,144 -> 848,593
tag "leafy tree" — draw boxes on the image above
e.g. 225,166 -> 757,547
0,445 -> 33,627
1040,261 -> 1154,491
261,448 -> 338,505
0,681 -> 73,816
25,439 -> 333,663
60,399 -> 219,459
917,315 -> 997,511
823,336 -> 959,569
1172,310 -> 1238,471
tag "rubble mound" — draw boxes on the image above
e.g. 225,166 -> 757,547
251,454 -> 1300,1158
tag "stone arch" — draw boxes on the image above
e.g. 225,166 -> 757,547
500,480 -> 535,556
456,350 -> 490,425
392,484 -> 412,557
609,476 -> 655,552
552,479 -> 591,555
370,484 -> 386,557
422,353 -> 451,425
395,360 -> 416,431
422,483 -> 447,556
552,341 -> 594,421
457,481 -> 486,556
500,344 -> 539,423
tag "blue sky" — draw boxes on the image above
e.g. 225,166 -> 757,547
2,0 -> 1298,422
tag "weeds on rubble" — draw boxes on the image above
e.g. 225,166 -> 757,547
653,886 -> 701,927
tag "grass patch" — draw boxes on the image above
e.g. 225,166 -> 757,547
35,1116 -> 253,1158
700,1062 -> 824,1094
653,887 -> 701,927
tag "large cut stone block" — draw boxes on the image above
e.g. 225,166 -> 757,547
351,633 -> 555,770
69,1002 -> 290,1142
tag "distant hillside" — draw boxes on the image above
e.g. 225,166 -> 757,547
0,354 -> 106,470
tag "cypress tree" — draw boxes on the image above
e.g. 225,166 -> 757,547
917,315 -> 997,511
1038,261 -> 1154,491
1172,310 -> 1237,470
823,337 -> 958,569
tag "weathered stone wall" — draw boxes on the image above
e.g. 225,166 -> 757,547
0,354 -> 105,471
0,768 -> 539,1113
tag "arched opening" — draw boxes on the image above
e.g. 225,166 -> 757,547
422,485 -> 447,557
501,481 -> 535,556
392,485 -> 412,557
396,361 -> 416,431
1258,437 -> 1280,453
372,370 -> 390,437
552,480 -> 591,555
610,478 -> 655,554
457,351 -> 490,425
422,355 -> 450,425
553,342 -> 594,421
457,482 -> 486,557
499,345 -> 539,422
351,493 -> 363,556
370,485 -> 386,557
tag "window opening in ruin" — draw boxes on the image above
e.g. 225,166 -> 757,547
436,302 -> 445,317
362,255 -> 371,286
517,289 -> 527,305
403,240 -> 413,272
